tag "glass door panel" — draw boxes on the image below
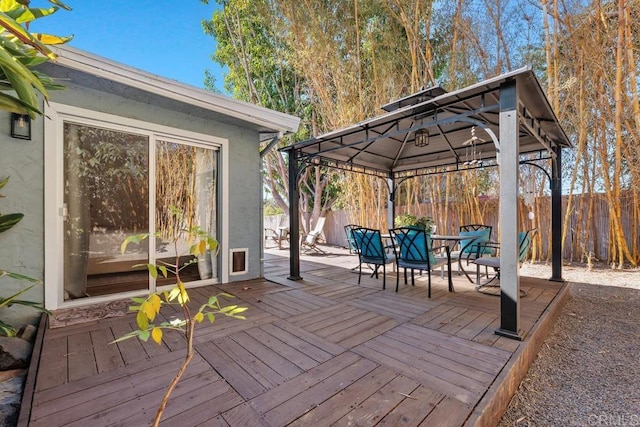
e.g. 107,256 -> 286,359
155,140 -> 218,287
63,123 -> 150,300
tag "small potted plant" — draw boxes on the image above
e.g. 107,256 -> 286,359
394,213 -> 434,233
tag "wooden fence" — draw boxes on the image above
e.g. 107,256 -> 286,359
266,194 -> 639,263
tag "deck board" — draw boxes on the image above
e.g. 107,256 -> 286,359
353,339 -> 479,405
35,335 -> 67,391
289,365 -> 401,426
64,364 -> 218,427
221,403 -> 270,427
250,351 -> 361,415
258,354 -> 378,426
24,247 -> 567,426
376,385 -> 445,426
269,320 -> 346,358
197,340 -> 269,400
334,375 -> 427,426
244,326 -> 320,371
110,320 -> 147,365
31,354 -> 211,426
66,332 -> 97,382
348,293 -> 433,322
33,350 -> 184,406
90,327 -> 124,374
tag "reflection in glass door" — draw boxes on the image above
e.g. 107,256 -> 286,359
62,123 -> 218,302
63,123 -> 150,300
154,140 -> 218,287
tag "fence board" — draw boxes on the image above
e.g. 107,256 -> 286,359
268,193 -> 639,262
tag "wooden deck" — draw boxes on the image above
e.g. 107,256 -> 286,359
20,246 -> 568,426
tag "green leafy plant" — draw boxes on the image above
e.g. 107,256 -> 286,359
0,2 -> 70,335
0,0 -> 72,116
394,213 -> 434,233
0,176 -> 49,336
115,206 -> 246,427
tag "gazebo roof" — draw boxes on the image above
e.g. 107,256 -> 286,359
286,67 -> 571,178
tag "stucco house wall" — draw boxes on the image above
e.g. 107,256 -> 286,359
0,110 -> 44,329
0,47 -> 298,328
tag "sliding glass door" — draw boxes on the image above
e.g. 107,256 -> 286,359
62,122 -> 218,302
154,140 -> 218,287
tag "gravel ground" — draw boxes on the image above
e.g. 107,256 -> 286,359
499,263 -> 640,426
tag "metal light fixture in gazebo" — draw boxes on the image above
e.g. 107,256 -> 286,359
414,128 -> 429,147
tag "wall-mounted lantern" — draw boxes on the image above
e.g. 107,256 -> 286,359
11,113 -> 31,140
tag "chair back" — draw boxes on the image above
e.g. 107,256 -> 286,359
458,224 -> 492,254
389,227 -> 436,267
303,232 -> 317,246
344,224 -> 360,253
311,217 -> 326,234
304,217 -> 326,245
518,228 -> 537,262
460,224 -> 491,233
352,227 -> 387,264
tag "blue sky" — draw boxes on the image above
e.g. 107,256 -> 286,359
30,1 -> 226,91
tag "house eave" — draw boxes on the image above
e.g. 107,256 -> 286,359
51,45 -> 301,135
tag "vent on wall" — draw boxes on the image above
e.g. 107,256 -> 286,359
229,248 -> 248,275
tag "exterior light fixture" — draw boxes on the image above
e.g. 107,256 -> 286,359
414,128 -> 429,147
11,113 -> 31,140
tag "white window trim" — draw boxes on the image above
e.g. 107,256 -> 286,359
44,102 -> 230,310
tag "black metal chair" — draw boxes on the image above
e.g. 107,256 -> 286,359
344,224 -> 360,254
472,228 -> 537,296
389,227 -> 453,298
449,224 -> 493,282
352,227 -> 394,290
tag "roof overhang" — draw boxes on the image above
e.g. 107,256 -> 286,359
48,46 -> 300,135
284,67 -> 570,179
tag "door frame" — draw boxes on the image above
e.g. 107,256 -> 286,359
44,102 -> 230,310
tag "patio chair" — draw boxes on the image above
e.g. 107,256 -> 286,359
352,227 -> 395,290
344,224 -> 360,254
449,224 -> 493,282
389,227 -> 453,298
472,228 -> 537,296
300,217 -> 326,254
264,216 -> 290,249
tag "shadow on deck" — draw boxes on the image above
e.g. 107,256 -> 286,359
19,245 -> 568,426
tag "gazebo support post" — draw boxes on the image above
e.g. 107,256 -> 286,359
496,80 -> 524,341
550,146 -> 564,282
287,149 -> 302,280
387,177 -> 395,230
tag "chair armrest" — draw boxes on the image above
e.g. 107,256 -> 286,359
264,227 -> 278,237
477,241 -> 500,251
431,243 -> 450,251
467,241 -> 499,260
432,244 -> 451,264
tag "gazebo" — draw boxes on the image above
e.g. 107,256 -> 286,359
282,67 -> 571,341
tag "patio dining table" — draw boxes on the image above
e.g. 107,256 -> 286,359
430,234 -> 478,283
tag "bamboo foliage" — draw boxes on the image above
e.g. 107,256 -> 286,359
209,0 -> 639,265
384,0 -> 436,89
341,174 -> 387,229
546,0 -> 639,266
156,143 -> 197,240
